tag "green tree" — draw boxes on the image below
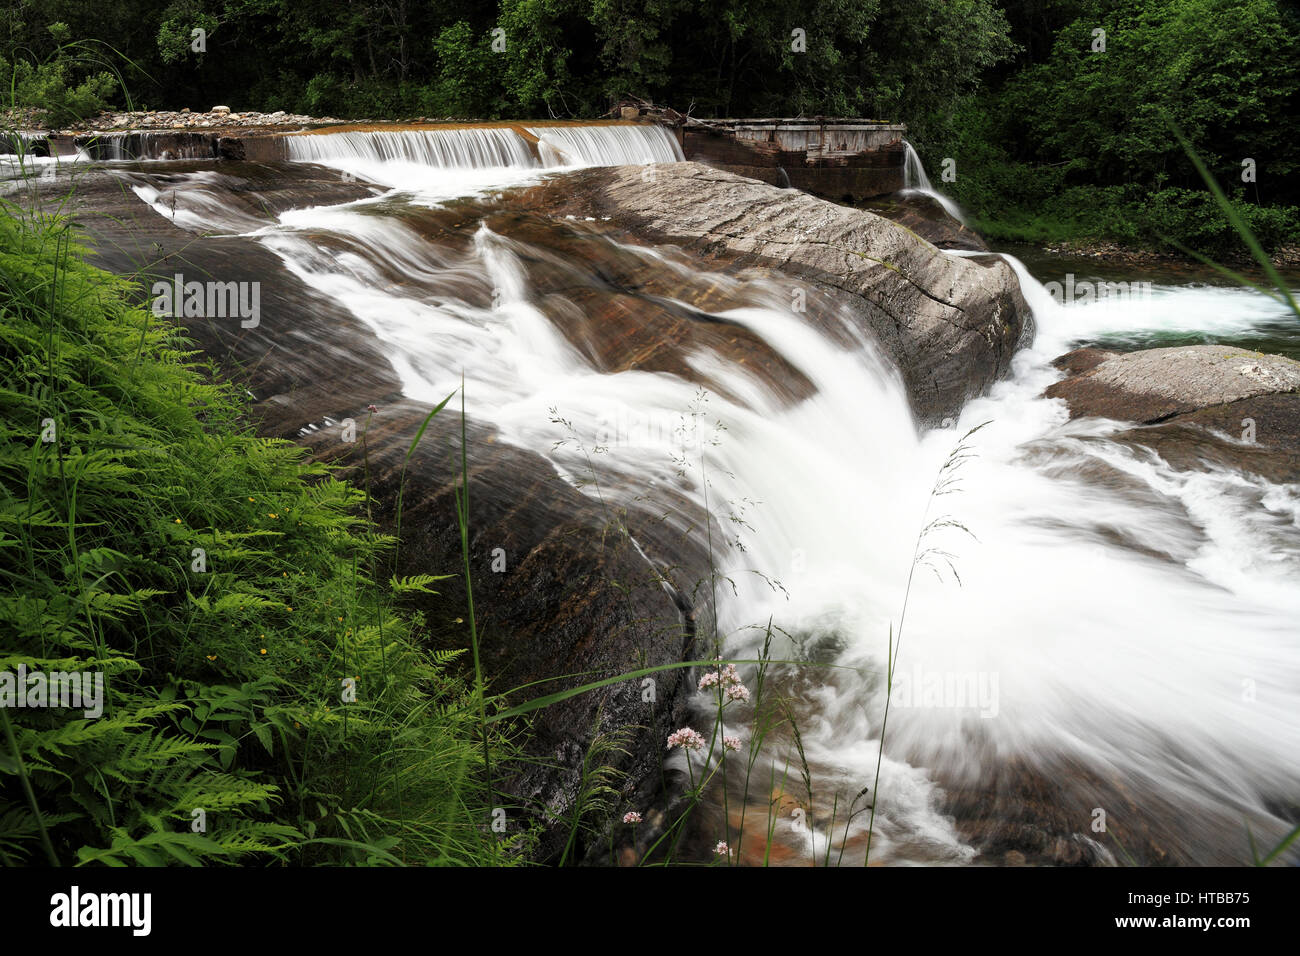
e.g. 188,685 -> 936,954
1001,0 -> 1299,198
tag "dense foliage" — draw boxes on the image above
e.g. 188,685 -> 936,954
944,0 -> 1300,252
0,198 -> 519,865
0,0 -> 1015,123
3,0 -> 1296,253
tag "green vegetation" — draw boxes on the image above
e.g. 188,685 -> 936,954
0,0 -> 1014,122
1,1 -> 1295,871
0,25 -> 122,128
0,191 -> 521,865
942,0 -> 1300,255
3,1 -> 1296,255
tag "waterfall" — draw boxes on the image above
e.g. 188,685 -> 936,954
124,157 -> 1300,866
286,127 -> 538,168
0,132 -> 88,174
283,123 -> 683,199
1,131 -> 44,156
902,140 -> 966,224
902,141 -> 931,191
72,131 -> 220,161
286,123 -> 682,170
528,124 -> 684,166
79,134 -> 128,161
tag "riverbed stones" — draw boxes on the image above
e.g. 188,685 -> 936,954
4,105 -> 340,133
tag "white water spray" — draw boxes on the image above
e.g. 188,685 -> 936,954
281,123 -> 683,201
128,148 -> 1300,865
287,123 -> 682,170
903,141 -> 966,224
528,124 -> 684,166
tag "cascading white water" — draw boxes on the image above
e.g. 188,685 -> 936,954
128,171 -> 274,233
77,134 -> 128,161
266,201 -> 1300,861
96,131 -> 218,160
283,123 -> 683,201
129,153 -> 1300,864
902,141 -> 931,191
725,256 -> 1300,861
528,124 -> 684,166
1,131 -> 43,155
287,124 -> 681,168
902,140 -> 966,224
0,141 -> 88,181
286,127 -> 538,168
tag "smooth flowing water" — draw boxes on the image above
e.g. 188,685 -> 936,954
116,128 -> 1300,865
903,141 -> 966,225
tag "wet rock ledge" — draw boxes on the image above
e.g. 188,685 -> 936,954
525,162 -> 1032,424
1047,344 -> 1300,482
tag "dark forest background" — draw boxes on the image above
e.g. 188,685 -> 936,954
3,0 -> 1298,252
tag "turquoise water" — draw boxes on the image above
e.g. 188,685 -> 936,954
996,241 -> 1300,360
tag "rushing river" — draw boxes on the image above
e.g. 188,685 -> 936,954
45,125 -> 1298,865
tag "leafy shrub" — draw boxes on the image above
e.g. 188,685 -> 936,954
0,50 -> 117,128
0,200 -> 518,865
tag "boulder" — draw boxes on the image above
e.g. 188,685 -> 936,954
1046,345 -> 1300,482
1049,346 -> 1117,378
527,163 -> 1031,423
308,402 -> 701,864
1046,345 -> 1300,423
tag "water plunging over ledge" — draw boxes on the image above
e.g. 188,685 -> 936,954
86,135 -> 1300,866
284,122 -> 684,169
903,141 -> 966,224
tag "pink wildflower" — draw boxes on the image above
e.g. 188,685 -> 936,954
726,683 -> 750,703
698,672 -> 720,690
714,841 -> 729,856
723,735 -> 742,752
623,811 -> 642,824
667,727 -> 706,751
